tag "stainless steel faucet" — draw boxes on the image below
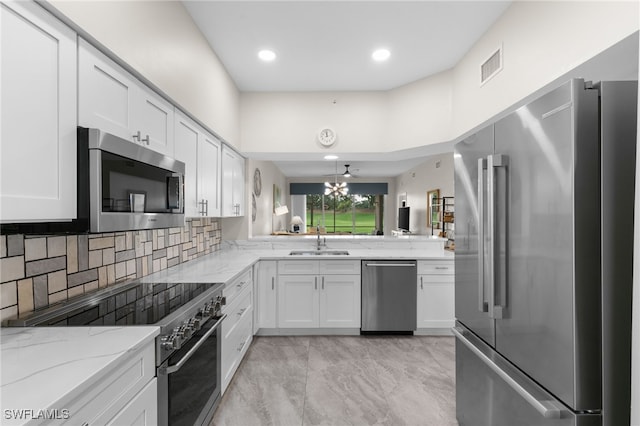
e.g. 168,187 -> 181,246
316,225 -> 326,250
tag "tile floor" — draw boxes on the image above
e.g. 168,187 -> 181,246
211,335 -> 458,426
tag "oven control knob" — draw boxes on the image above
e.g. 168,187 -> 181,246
203,303 -> 213,317
161,334 -> 180,351
177,324 -> 192,339
188,317 -> 201,331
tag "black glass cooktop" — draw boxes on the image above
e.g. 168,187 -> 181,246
6,281 -> 220,327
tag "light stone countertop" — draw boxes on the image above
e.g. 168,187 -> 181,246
0,326 -> 159,425
139,243 -> 454,285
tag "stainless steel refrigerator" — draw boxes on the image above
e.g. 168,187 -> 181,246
454,79 -> 637,426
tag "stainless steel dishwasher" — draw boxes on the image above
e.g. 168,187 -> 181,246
361,260 -> 417,334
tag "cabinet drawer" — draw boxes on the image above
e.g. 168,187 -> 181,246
222,299 -> 253,393
223,268 -> 252,305
62,342 -> 155,425
278,260 -> 320,275
319,260 -> 360,275
223,285 -> 252,338
417,261 -> 455,275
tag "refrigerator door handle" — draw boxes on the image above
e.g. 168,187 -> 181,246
477,158 -> 488,313
487,154 -> 508,319
453,327 -> 565,419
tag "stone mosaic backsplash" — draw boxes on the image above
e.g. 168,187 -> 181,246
0,218 -> 221,322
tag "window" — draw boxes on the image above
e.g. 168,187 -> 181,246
305,194 -> 384,235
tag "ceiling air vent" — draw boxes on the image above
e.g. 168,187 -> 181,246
480,46 -> 503,85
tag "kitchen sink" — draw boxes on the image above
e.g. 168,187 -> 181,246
289,250 -> 350,256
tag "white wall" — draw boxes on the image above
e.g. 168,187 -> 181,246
48,0 -> 241,147
387,70 -> 454,149
451,1 -> 639,137
240,91 -> 389,154
395,154 -> 454,235
243,159 -> 288,238
240,2 -> 638,156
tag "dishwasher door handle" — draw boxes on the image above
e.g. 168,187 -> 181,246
364,263 -> 416,267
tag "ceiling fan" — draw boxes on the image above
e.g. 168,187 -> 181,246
324,162 -> 349,196
323,164 -> 357,178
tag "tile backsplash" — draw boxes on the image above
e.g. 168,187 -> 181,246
0,218 -> 221,322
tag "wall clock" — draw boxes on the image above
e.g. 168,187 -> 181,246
318,128 -> 337,147
253,168 -> 262,197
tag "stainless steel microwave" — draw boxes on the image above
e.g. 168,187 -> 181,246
78,127 -> 185,232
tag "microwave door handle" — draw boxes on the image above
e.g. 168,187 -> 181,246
477,158 -> 488,313
165,314 -> 226,375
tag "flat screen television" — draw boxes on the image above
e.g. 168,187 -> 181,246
398,206 -> 410,231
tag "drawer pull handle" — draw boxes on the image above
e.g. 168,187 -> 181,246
435,266 -> 449,270
271,277 -> 275,290
238,339 -> 247,352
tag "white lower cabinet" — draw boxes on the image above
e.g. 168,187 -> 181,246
256,260 -> 277,329
277,260 -> 360,329
417,260 -> 455,330
104,378 -> 157,426
221,269 -> 253,393
65,339 -> 157,425
278,274 -> 319,328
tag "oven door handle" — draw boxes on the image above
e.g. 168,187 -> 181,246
165,314 -> 227,375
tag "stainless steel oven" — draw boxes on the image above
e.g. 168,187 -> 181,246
77,127 -> 185,232
158,311 -> 225,426
4,279 -> 226,426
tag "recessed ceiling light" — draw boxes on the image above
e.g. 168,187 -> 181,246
324,155 -> 339,160
258,49 -> 276,62
372,48 -> 391,62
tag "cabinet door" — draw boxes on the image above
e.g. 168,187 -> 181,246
417,274 -> 455,329
78,38 -> 135,142
319,275 -> 361,328
134,84 -> 174,156
221,147 -> 245,216
257,261 -> 277,329
231,152 -> 245,216
277,275 -> 318,328
106,378 -> 157,426
174,111 -> 199,217
199,133 -> 221,217
1,1 -> 77,222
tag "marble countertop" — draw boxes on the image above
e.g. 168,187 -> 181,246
0,326 -> 159,425
139,245 -> 454,285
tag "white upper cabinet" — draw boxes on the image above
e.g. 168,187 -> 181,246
174,112 -> 199,217
1,1 -> 77,222
134,83 -> 175,155
78,38 -> 174,156
174,110 -> 220,217
199,133 -> 221,217
221,146 -> 245,217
